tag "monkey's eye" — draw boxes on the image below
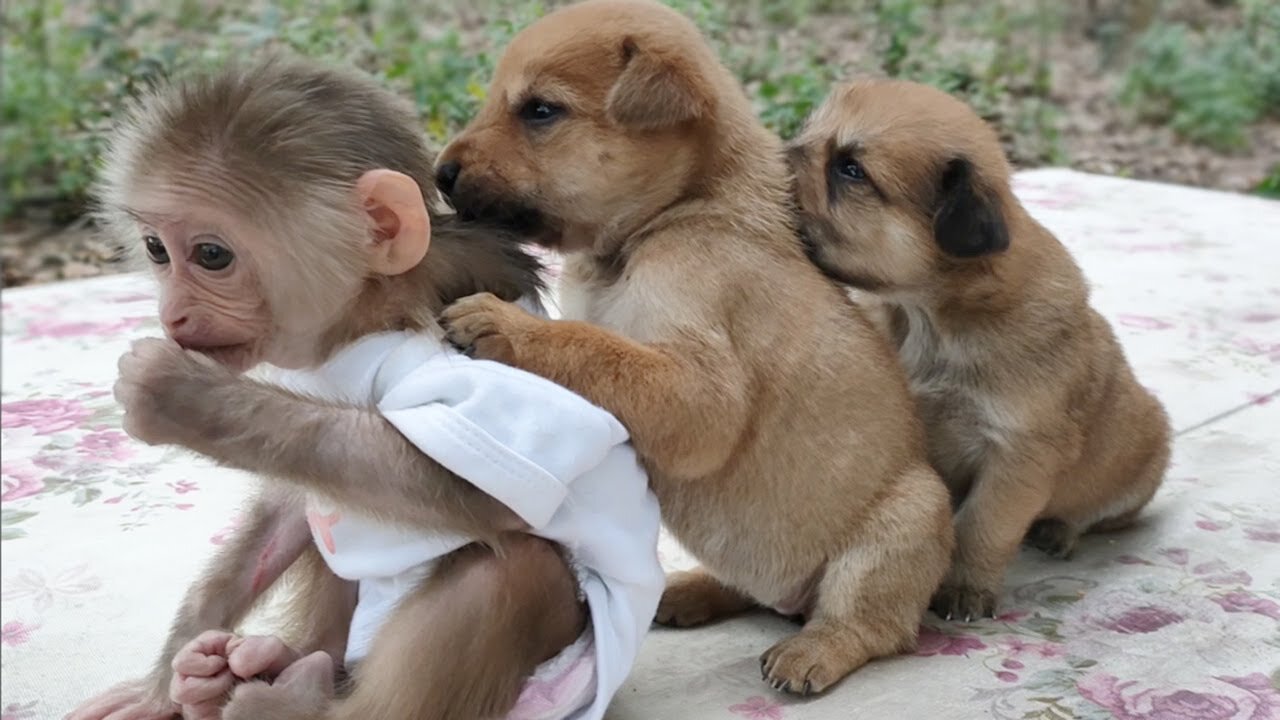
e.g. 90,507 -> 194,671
836,158 -> 867,182
144,235 -> 169,264
194,242 -> 235,271
518,98 -> 565,126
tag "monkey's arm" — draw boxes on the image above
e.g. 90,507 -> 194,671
114,339 -> 524,544
443,293 -> 750,481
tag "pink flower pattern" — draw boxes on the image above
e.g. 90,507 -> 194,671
0,622 -> 36,647
729,696 -> 785,720
1079,673 -> 1280,720
914,626 -> 988,657
1,398 -> 89,434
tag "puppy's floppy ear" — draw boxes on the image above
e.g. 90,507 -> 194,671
932,158 -> 1010,258
606,38 -> 711,130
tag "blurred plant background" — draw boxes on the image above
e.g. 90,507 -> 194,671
2,0 -> 1278,286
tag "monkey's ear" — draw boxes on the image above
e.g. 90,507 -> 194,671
605,38 -> 712,130
932,158 -> 1010,258
356,169 -> 431,276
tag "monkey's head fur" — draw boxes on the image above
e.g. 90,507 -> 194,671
787,79 -> 1018,301
435,0 -> 775,255
94,55 -> 543,373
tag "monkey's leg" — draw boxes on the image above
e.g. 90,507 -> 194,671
224,534 -> 586,720
931,446 -> 1063,622
655,567 -> 757,628
761,464 -> 953,695
68,490 -> 312,720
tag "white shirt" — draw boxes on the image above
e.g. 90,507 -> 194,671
267,319 -> 663,720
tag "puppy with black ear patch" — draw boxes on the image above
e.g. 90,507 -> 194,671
789,79 -> 1172,621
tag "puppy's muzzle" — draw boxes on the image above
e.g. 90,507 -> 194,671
436,165 -> 548,238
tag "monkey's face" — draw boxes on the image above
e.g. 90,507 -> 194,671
788,80 -> 1012,297
125,190 -> 366,373
436,0 -> 714,252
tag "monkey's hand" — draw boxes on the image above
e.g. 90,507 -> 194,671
64,678 -> 178,720
169,630 -> 238,720
442,292 -> 544,367
114,337 -> 234,449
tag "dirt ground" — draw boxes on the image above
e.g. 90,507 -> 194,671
3,0 -> 1276,288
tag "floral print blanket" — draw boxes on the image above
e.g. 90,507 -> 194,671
3,168 -> 1279,720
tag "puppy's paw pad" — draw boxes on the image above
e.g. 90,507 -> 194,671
930,584 -> 998,623
1024,519 -> 1079,560
759,635 -> 847,696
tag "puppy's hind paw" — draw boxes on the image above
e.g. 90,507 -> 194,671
654,570 -> 754,628
1024,518 -> 1079,560
930,583 -> 998,623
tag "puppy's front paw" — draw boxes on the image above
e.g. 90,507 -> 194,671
759,630 -> 860,696
1024,518 -> 1079,560
441,292 -> 537,365
930,582 -> 998,622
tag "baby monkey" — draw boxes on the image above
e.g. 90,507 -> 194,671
69,57 -> 662,720
788,80 -> 1171,621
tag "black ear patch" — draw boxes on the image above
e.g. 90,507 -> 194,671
932,158 -> 1010,258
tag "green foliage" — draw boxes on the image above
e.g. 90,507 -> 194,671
2,0 -> 1273,223
1256,164 -> 1280,199
1121,0 -> 1280,151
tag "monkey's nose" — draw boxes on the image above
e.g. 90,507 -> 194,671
436,162 -> 461,196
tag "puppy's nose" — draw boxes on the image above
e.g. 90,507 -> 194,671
436,162 -> 461,196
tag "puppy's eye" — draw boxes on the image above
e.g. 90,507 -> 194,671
144,235 -> 169,264
194,242 -> 234,271
518,98 -> 565,126
837,158 -> 867,182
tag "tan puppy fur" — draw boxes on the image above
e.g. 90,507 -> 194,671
788,79 -> 1172,621
437,0 -> 954,695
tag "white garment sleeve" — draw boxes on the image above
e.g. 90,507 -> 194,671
376,356 -> 630,529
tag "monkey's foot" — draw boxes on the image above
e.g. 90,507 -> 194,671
930,582 -> 999,623
759,624 -> 865,696
654,570 -> 754,628
1024,518 -> 1079,560
223,652 -> 335,720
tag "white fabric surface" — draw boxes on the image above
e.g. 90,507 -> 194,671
3,168 -> 1279,720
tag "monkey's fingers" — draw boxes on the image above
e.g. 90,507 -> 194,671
171,649 -> 229,677
179,700 -> 225,720
170,670 -> 234,707
226,635 -> 303,680
170,630 -> 238,675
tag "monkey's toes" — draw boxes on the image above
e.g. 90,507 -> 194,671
759,633 -> 853,696
930,583 -> 998,622
1024,518 -> 1079,560
223,680 -> 325,720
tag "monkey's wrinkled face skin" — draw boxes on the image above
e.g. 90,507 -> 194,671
125,193 -> 357,374
436,1 -> 705,253
129,203 -> 270,373
787,80 -> 1013,299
